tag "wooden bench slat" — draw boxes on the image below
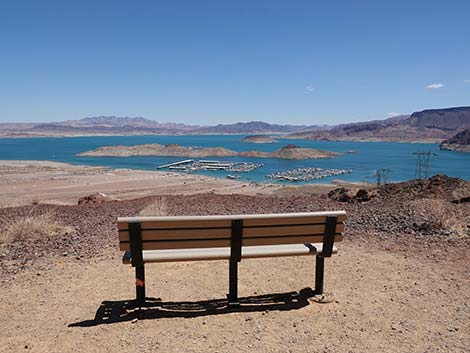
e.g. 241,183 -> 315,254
118,228 -> 232,242
119,239 -> 231,251
118,219 -> 232,231
122,243 -> 338,264
243,214 -> 346,226
243,234 -> 343,247
243,223 -> 345,237
118,217 -> 347,230
118,211 -> 346,225
119,233 -> 343,251
118,223 -> 344,242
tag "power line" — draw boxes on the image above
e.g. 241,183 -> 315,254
375,168 -> 391,185
413,151 -> 438,179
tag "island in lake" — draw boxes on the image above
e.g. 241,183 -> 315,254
78,143 -> 339,160
439,129 -> 470,152
241,135 -> 278,143
240,144 -> 339,159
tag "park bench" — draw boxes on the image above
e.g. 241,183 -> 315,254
117,211 -> 346,307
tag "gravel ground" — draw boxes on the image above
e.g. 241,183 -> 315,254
1,175 -> 469,276
0,176 -> 469,352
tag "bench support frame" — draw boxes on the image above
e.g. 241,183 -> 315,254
315,256 -> 325,294
314,216 -> 337,294
228,219 -> 243,307
135,265 -> 145,307
129,222 -> 146,307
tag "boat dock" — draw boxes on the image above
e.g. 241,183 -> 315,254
156,160 -> 194,169
266,167 -> 352,182
157,159 -> 263,173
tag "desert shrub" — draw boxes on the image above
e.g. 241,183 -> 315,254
0,210 -> 74,245
140,197 -> 168,216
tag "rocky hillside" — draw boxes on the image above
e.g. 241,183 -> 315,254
440,129 -> 470,152
409,107 -> 470,130
288,107 -> 470,142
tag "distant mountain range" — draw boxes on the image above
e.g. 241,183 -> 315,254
1,106 -> 469,142
0,116 -> 321,136
192,121 -> 314,134
288,107 -> 470,142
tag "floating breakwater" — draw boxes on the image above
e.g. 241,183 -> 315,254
266,167 -> 352,182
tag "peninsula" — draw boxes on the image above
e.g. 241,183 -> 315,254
78,143 -> 339,160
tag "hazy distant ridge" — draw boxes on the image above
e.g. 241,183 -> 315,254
1,107 -> 470,141
0,116 -> 319,136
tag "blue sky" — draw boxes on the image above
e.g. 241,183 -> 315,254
1,1 -> 469,125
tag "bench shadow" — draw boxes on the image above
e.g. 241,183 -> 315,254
69,287 -> 316,327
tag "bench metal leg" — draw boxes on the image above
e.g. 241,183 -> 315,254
315,255 -> 325,294
135,265 -> 145,307
228,259 -> 240,307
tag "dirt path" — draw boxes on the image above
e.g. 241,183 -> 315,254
1,240 -> 468,353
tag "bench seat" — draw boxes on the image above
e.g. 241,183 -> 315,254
123,243 -> 337,264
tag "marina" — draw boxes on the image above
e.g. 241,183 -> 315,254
266,167 -> 352,182
157,159 -> 263,173
1,135 -> 468,184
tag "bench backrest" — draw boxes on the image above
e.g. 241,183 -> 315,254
118,212 -> 346,259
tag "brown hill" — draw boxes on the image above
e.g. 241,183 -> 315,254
289,107 -> 470,142
241,135 -> 278,143
78,143 -> 339,160
240,144 -> 339,159
440,129 -> 470,152
77,144 -> 237,158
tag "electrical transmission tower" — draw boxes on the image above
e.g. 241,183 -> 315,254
413,151 -> 438,180
375,168 -> 391,185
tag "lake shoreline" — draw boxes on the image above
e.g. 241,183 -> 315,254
0,160 -> 366,208
0,132 -> 442,143
1,135 -> 468,184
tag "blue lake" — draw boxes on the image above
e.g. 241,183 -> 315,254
0,135 -> 469,184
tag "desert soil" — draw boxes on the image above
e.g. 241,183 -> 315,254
0,160 -> 340,208
0,162 -> 469,353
